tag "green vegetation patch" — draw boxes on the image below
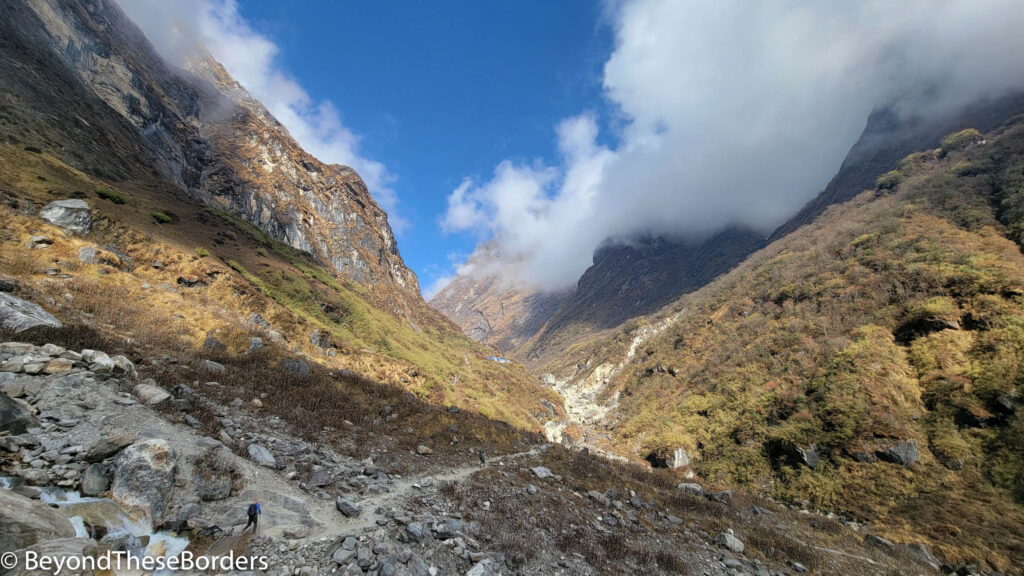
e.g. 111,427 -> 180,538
151,211 -> 172,224
95,188 -> 126,204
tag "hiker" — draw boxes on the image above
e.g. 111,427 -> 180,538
245,498 -> 261,533
478,448 -> 486,466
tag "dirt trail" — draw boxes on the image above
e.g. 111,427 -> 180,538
204,447 -> 543,556
314,447 -> 543,536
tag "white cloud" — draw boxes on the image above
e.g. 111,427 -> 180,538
421,274 -> 455,300
444,0 -> 1024,290
115,0 -> 408,233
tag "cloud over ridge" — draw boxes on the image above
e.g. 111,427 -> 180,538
442,0 -> 1024,291
116,0 -> 407,232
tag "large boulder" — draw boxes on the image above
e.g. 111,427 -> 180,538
4,538 -> 95,576
80,463 -> 110,496
279,357 -> 310,378
667,448 -> 690,469
248,443 -> 276,467
112,439 -> 176,525
0,489 -> 76,552
878,439 -> 919,467
0,293 -> 62,333
716,530 -> 745,554
1,392 -> 38,434
133,382 -> 170,405
39,199 -> 91,234
85,433 -> 135,462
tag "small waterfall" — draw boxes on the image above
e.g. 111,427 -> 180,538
3,479 -> 190,575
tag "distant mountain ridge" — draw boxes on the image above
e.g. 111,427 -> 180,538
432,93 -> 1024,362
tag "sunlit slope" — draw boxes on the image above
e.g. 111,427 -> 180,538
545,121 -> 1024,570
0,144 -> 563,431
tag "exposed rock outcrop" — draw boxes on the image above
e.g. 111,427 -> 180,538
1,0 -> 421,317
112,439 -> 176,525
0,293 -> 62,333
0,391 -> 38,434
39,199 -> 91,234
0,489 -> 75,552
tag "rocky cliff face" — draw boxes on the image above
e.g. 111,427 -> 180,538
0,0 -> 418,314
515,228 -> 766,364
429,244 -> 571,351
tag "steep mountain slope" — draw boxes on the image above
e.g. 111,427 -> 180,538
0,0 -> 563,430
431,228 -> 765,365
429,244 -> 571,351
771,93 -> 1024,240
1,0 -> 418,317
539,119 -> 1024,571
513,227 -> 766,366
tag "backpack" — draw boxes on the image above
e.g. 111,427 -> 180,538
247,503 -> 258,516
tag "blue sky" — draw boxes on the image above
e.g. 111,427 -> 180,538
121,0 -> 1024,297
235,0 -> 614,296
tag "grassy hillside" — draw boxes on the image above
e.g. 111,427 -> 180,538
0,143 -> 562,432
546,120 -> 1024,571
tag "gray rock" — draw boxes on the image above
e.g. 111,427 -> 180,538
309,465 -> 334,487
677,482 -> 704,497
203,335 -> 226,351
865,533 -> 896,551
716,530 -> 745,554
0,488 -> 77,551
247,337 -> 263,353
81,349 -> 114,371
667,447 -> 690,468
133,382 -> 171,405
78,245 -> 98,264
706,490 -> 733,504
356,545 -> 374,569
247,312 -> 271,329
194,472 -> 232,501
879,440 -> 918,467
282,525 -> 309,539
539,373 -> 557,386
408,555 -> 430,576
797,444 -> 820,469
200,360 -> 226,373
531,466 -> 555,479
336,497 -> 362,517
27,235 -> 52,250
40,199 -> 92,234
332,546 -> 356,565
279,357 -> 310,378
80,463 -> 109,496
415,445 -> 433,455
903,542 -> 941,570
248,444 -> 276,467
466,558 -> 499,576
1,392 -> 39,434
85,433 -> 135,462
0,293 -> 62,332
405,521 -> 427,542
112,439 -> 176,525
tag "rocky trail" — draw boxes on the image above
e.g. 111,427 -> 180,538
203,447 -> 543,559
0,330 -> 951,575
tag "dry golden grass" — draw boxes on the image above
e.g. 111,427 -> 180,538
0,142 -> 561,435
